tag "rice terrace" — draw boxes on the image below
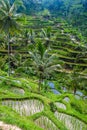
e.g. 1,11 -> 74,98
0,0 -> 87,130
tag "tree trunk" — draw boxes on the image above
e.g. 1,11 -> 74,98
38,74 -> 43,92
74,86 -> 77,95
7,34 -> 10,76
38,78 -> 41,92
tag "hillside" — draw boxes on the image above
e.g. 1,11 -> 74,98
12,0 -> 87,40
0,0 -> 87,130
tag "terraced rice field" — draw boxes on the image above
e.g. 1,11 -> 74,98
54,111 -> 87,130
35,116 -> 59,130
1,99 -> 44,116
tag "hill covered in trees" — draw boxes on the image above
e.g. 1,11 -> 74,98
11,0 -> 87,40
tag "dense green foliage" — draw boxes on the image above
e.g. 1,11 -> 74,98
0,0 -> 87,130
12,0 -> 87,40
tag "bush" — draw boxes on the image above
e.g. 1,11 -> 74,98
71,99 -> 87,114
49,102 -> 57,112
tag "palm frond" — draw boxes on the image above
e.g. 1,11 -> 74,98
9,3 -> 15,14
0,1 -> 7,8
5,0 -> 10,11
41,28 -> 47,37
0,8 -> 7,16
0,0 -> 23,33
38,42 -> 45,59
14,0 -> 25,10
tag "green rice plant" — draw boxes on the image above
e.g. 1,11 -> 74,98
35,116 -> 59,130
55,102 -> 66,110
1,99 -> 44,116
54,111 -> 87,130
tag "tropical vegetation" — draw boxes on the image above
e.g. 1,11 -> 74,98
0,0 -> 87,130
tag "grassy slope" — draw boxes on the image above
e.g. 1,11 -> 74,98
0,72 -> 87,130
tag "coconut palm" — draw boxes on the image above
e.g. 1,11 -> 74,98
25,29 -> 35,44
67,66 -> 83,94
29,42 -> 61,91
18,29 -> 36,48
0,0 -> 23,76
40,27 -> 54,48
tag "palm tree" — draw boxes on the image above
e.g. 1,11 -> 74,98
29,42 -> 61,92
18,29 -> 36,48
40,27 -> 54,48
0,0 -> 23,76
24,29 -> 36,45
68,66 -> 83,94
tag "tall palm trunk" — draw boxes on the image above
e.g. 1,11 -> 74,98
74,86 -> 77,95
38,74 -> 43,92
38,78 -> 41,92
7,33 -> 10,76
